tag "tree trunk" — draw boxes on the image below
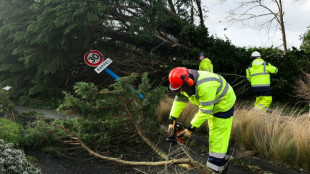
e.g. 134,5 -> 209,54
167,0 -> 176,13
190,0 -> 194,24
279,0 -> 287,54
194,0 -> 205,28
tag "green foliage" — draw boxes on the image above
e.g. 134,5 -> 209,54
0,0 -> 95,102
24,73 -> 165,156
57,82 -> 102,117
0,0 -> 308,107
0,90 -> 14,113
22,117 -> 130,155
272,48 -> 310,99
0,0 -> 239,103
300,29 -> 310,53
0,118 -> 23,145
58,73 -> 166,119
26,155 -> 39,166
22,119 -> 57,150
0,139 -> 41,174
209,39 -> 248,74
17,96 -> 60,109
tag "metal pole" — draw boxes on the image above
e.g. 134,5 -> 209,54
104,68 -> 119,80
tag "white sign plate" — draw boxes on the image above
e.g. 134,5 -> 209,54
94,58 -> 113,74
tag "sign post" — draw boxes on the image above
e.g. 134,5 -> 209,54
84,50 -> 143,99
84,50 -> 119,79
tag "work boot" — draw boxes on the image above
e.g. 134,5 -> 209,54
220,155 -> 231,174
206,164 -> 228,174
207,155 -> 231,174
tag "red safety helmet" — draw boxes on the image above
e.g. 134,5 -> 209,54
168,67 -> 194,92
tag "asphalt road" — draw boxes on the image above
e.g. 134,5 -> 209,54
13,105 -> 79,120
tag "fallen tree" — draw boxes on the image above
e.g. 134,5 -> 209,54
55,74 -> 215,173
47,95 -> 215,174
22,74 -> 217,173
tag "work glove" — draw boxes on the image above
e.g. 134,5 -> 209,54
177,128 -> 192,140
168,120 -> 175,136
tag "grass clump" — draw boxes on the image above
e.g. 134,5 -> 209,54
156,96 -> 310,171
231,106 -> 310,171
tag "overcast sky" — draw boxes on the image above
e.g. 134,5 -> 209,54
202,0 -> 310,50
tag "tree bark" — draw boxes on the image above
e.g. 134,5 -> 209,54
278,0 -> 287,54
167,0 -> 176,13
194,0 -> 205,28
190,0 -> 194,24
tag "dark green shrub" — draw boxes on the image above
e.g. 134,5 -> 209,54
17,96 -> 60,109
0,118 -> 23,145
0,90 -> 14,113
22,119 -> 59,150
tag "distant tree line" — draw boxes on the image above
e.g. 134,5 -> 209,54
0,0 -> 309,107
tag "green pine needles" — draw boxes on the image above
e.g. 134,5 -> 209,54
23,73 -> 166,156
58,73 -> 166,119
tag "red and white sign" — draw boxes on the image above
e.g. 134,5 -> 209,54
84,50 -> 104,67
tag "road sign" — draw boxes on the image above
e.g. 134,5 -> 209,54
94,58 -> 113,74
83,50 -> 143,99
84,50 -> 104,67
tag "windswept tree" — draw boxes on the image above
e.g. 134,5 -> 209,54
0,0 -> 208,100
226,0 -> 288,54
0,0 -> 248,103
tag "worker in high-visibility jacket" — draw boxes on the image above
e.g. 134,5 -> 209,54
246,51 -> 278,112
167,67 -> 236,173
198,52 -> 213,72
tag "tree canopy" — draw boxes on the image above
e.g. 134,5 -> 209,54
0,0 -> 245,102
0,0 -> 308,105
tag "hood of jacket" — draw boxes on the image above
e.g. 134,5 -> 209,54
251,58 -> 264,68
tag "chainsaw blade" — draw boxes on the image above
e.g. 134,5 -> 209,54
166,130 -> 186,144
166,134 -> 178,143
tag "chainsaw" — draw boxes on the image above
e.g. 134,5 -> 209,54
166,122 -> 186,144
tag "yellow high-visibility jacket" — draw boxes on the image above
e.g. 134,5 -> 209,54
199,58 -> 213,72
169,70 -> 236,128
246,58 -> 278,87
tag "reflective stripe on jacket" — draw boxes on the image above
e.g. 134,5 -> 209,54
169,70 -> 236,128
246,58 -> 278,87
199,58 -> 213,72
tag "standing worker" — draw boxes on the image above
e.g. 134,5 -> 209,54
246,51 -> 278,112
167,67 -> 236,173
198,52 -> 213,72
